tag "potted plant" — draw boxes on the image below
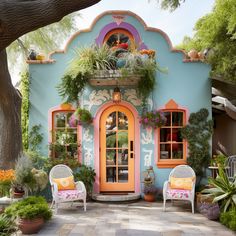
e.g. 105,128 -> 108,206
70,108 -> 93,126
0,214 -> 16,236
5,196 -> 52,234
143,184 -> 157,202
140,110 -> 166,129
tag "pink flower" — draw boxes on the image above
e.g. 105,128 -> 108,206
144,118 -> 149,123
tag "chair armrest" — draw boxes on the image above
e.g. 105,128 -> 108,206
51,182 -> 58,194
75,181 -> 87,195
163,180 -> 170,194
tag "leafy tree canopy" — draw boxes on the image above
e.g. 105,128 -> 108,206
177,0 -> 236,81
7,13 -> 78,73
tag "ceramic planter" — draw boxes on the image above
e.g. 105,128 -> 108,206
144,194 -> 155,202
18,218 -> 44,234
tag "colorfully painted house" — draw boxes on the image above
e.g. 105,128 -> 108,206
28,11 -> 211,196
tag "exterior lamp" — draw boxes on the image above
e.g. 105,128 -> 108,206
113,87 -> 121,103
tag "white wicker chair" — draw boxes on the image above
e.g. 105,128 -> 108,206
49,164 -> 86,213
226,155 -> 236,182
163,165 -> 196,213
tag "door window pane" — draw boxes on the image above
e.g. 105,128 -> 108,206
106,112 -> 117,131
118,131 -> 128,148
106,167 -> 116,182
118,149 -> 128,165
106,131 -> 116,148
118,112 -> 128,130
118,167 -> 128,182
106,149 -> 116,165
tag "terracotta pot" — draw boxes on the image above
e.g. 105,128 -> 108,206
60,103 -> 72,110
18,218 -> 44,234
188,49 -> 198,59
144,194 -> 155,202
13,191 -> 25,198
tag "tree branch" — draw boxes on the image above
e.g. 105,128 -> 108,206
0,0 -> 101,51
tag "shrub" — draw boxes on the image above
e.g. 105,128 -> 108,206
143,184 -> 157,194
5,196 -> 52,221
220,209 -> 236,231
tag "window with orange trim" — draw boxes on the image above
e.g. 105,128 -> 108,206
157,110 -> 187,168
51,110 -> 79,159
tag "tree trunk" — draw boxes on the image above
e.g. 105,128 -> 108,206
0,49 -> 22,169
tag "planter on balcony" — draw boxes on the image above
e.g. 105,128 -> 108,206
89,70 -> 141,86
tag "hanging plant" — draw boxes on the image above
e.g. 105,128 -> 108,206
139,110 -> 166,129
69,108 -> 93,126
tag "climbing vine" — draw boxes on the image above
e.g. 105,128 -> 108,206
20,71 -> 30,150
181,108 -> 213,178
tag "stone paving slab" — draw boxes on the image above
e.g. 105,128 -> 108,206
16,201 -> 235,236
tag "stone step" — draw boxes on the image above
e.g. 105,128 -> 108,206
92,193 -> 141,202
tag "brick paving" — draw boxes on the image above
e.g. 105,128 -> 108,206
17,200 -> 235,236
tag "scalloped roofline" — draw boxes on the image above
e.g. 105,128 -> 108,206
27,10 -> 203,64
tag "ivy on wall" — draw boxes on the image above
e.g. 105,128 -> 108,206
181,108 -> 213,178
20,71 -> 30,150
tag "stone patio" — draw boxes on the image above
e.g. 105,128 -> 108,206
17,200 -> 235,236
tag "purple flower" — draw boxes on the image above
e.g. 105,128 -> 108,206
144,118 -> 149,123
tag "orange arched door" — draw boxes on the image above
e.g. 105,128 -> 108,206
100,105 -> 135,192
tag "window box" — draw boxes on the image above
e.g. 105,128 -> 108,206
88,70 -> 141,86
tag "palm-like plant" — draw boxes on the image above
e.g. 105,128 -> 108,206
202,167 -> 236,212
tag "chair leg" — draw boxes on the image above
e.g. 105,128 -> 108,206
163,198 -> 166,211
83,198 -> 86,212
191,200 -> 194,214
50,200 -> 55,209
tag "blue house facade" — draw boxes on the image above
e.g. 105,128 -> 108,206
28,11 -> 211,194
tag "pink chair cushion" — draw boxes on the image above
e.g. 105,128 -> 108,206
166,189 -> 192,199
57,189 -> 83,201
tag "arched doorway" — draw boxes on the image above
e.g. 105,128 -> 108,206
100,105 -> 135,192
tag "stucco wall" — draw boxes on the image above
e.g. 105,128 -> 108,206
28,11 -> 211,190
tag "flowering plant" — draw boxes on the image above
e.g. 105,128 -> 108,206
143,184 -> 157,194
0,169 -> 15,196
69,108 -> 93,127
140,110 -> 166,129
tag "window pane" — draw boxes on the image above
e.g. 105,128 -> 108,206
163,112 -> 171,126
55,113 -> 66,127
106,167 -> 116,182
67,144 -> 78,158
118,112 -> 128,130
106,131 -> 116,148
118,131 -> 128,148
172,112 -> 183,126
160,128 -> 171,142
106,112 -> 117,131
172,128 -> 183,142
160,144 -> 171,159
172,144 -> 183,159
66,129 -> 77,144
118,149 -> 128,165
106,149 -> 116,165
118,167 -> 128,182
53,144 -> 66,159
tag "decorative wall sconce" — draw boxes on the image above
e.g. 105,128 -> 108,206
113,87 -> 121,103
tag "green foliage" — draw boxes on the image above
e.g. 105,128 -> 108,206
20,71 -> 30,150
0,214 -> 16,236
74,164 -> 96,198
177,0 -> 236,81
28,124 -> 43,151
181,108 -> 213,177
57,45 -> 116,103
5,196 -> 52,221
7,13 -> 78,73
160,0 -> 185,11
220,209 -> 236,231
211,154 -> 227,167
57,45 -> 162,106
74,108 -> 93,125
202,167 -> 236,212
